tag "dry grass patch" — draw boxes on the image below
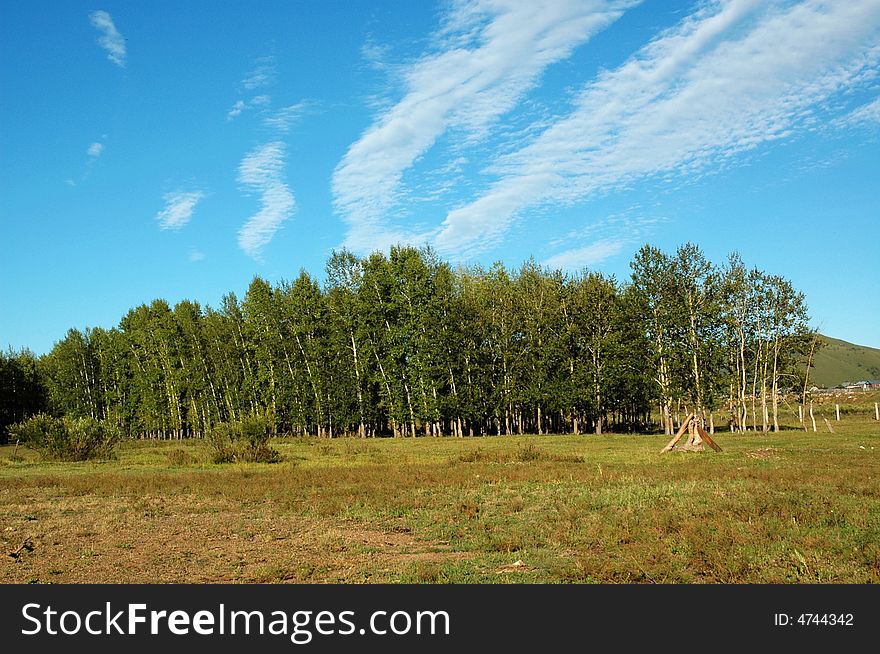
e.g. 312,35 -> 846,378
453,443 -> 584,464
745,447 -> 780,460
1,424 -> 877,583
0,488 -> 470,584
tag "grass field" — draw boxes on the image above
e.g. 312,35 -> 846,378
812,335 -> 880,388
1,414 -> 878,584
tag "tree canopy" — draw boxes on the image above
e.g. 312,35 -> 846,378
2,243 -> 814,441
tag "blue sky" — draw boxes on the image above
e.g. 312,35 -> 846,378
1,0 -> 879,355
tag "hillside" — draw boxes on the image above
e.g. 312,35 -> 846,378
810,335 -> 880,388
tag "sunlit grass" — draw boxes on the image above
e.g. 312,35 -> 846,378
1,416 -> 877,583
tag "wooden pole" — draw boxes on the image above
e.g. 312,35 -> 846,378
835,404 -> 840,421
798,404 -> 803,423
687,419 -> 699,446
661,413 -> 694,453
809,401 -> 817,433
695,424 -> 722,452
823,417 -> 835,434
875,402 -> 879,421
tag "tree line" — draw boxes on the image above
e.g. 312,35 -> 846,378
1,243 -> 814,443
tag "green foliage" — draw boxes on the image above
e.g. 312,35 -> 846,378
208,414 -> 280,464
31,243 -> 818,440
0,348 -> 48,444
9,413 -> 118,461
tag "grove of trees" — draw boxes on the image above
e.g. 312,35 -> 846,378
1,243 -> 815,442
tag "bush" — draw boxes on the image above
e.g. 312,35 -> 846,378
9,414 -> 118,461
165,448 -> 193,466
208,415 -> 280,464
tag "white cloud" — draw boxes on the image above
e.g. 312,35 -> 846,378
155,191 -> 206,230
227,100 -> 246,120
264,103 -> 306,132
242,57 -> 276,90
188,249 -> 206,262
227,95 -> 275,121
543,239 -> 625,270
237,142 -> 295,258
332,0 -> 637,252
543,211 -> 664,268
89,10 -> 126,67
226,95 -> 276,125
834,96 -> 880,128
434,0 -> 880,255
87,142 -> 104,157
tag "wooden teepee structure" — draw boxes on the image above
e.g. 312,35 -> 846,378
660,413 -> 722,453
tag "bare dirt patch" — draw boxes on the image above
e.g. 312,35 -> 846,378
0,488 -> 469,584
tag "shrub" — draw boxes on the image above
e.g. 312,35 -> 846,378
9,414 -> 118,461
208,415 -> 280,464
165,448 -> 193,466
207,423 -> 236,464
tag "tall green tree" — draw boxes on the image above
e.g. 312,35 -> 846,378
41,328 -> 102,420
564,271 -> 622,434
630,245 -> 679,434
0,348 -> 48,443
325,249 -> 370,436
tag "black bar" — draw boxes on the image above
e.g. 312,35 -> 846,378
1,584 -> 876,652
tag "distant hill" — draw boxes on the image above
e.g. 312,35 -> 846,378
810,335 -> 880,388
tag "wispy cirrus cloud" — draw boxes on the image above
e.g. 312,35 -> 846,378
543,211 -> 665,270
87,142 -> 104,158
833,96 -> 880,128
241,57 -> 276,91
228,55 -> 279,122
263,102 -> 306,132
228,55 -> 301,257
544,239 -> 626,270
237,142 -> 295,258
332,0 -> 638,252
227,95 -> 274,121
435,0 -> 880,256
89,10 -> 126,67
155,191 -> 206,230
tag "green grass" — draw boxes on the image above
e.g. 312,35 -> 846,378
812,334 -> 880,387
1,416 -> 878,584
